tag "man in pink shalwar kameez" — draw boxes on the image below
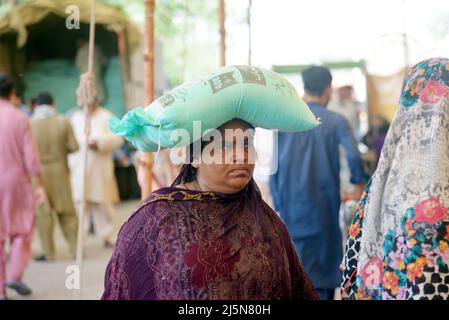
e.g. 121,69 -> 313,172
0,74 -> 45,299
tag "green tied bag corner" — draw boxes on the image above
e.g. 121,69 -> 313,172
109,65 -> 320,152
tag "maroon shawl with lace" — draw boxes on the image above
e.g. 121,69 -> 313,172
102,166 -> 318,300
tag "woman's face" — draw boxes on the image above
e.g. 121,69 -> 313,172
193,119 -> 256,194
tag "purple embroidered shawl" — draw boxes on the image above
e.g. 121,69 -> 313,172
102,165 -> 318,300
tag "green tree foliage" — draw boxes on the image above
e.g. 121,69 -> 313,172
99,0 -> 221,86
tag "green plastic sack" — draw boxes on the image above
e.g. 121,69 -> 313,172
109,65 -> 320,152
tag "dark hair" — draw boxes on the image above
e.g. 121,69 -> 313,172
0,74 -> 15,99
182,139 -> 210,183
35,92 -> 54,106
301,66 -> 333,97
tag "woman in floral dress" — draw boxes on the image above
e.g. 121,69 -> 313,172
341,57 -> 449,300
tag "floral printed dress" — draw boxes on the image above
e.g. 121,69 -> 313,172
341,58 -> 449,300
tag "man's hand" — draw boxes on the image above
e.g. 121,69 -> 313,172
34,186 -> 47,208
88,140 -> 98,151
349,183 -> 365,201
119,154 -> 131,167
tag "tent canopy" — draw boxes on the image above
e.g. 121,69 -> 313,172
0,0 -> 140,116
0,0 -> 140,51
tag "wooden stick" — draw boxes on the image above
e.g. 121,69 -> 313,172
74,0 -> 96,300
247,0 -> 252,66
219,0 -> 226,66
87,2 -> 96,76
144,0 -> 155,104
141,0 -> 155,200
117,29 -> 129,110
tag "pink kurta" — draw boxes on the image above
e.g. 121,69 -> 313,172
0,100 -> 42,242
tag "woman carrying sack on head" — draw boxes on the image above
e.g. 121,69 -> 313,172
102,65 -> 320,300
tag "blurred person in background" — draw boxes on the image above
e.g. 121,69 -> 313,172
9,91 -> 34,117
329,85 -> 362,138
16,94 -> 36,118
113,141 -> 141,200
30,92 -> 79,261
69,74 -> 123,248
270,66 -> 368,300
361,115 -> 390,166
75,38 -> 107,104
0,74 -> 45,299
